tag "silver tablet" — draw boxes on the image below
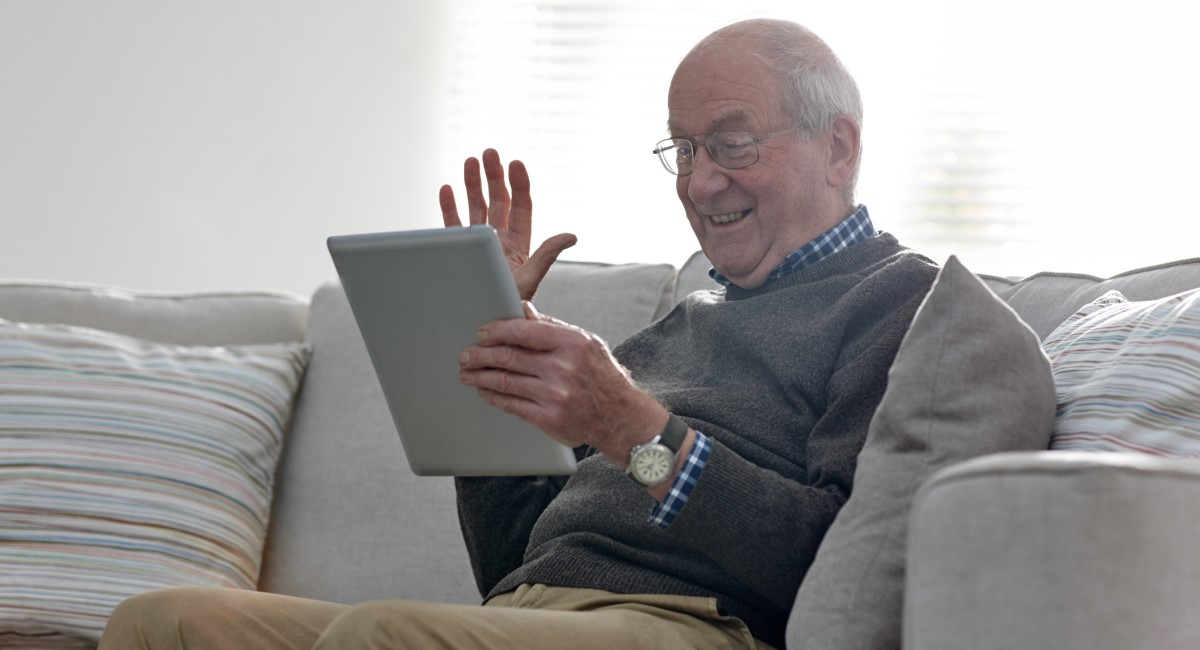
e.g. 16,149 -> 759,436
327,225 -> 578,476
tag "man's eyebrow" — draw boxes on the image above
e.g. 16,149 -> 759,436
709,110 -> 747,130
666,111 -> 748,137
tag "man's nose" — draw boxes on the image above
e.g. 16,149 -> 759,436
685,146 -> 731,205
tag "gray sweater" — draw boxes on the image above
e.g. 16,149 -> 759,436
456,234 -> 938,647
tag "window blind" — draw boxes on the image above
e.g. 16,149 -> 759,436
441,0 -> 1200,277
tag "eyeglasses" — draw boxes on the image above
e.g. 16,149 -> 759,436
652,126 -> 803,176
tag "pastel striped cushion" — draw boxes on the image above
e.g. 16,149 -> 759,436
0,318 -> 310,648
1044,289 -> 1200,456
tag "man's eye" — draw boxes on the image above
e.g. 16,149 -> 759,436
716,138 -> 753,157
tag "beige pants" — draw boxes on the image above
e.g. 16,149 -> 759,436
98,583 -> 774,650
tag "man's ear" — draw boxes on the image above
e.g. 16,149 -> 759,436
825,115 -> 861,189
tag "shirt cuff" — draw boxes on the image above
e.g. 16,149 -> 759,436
647,430 -> 712,528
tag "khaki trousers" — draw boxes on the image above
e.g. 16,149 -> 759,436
98,583 -> 774,650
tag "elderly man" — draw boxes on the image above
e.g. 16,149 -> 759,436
100,17 -> 937,650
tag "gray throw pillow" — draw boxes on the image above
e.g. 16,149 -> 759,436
787,255 -> 1057,649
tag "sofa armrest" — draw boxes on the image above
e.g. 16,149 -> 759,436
904,451 -> 1200,650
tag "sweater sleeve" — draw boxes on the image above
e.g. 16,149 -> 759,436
454,474 -> 569,598
660,272 -> 929,611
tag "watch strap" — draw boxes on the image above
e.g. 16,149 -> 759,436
658,414 -> 688,452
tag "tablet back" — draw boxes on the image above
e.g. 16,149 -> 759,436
327,225 -> 577,476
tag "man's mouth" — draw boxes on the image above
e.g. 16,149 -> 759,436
710,209 -> 751,225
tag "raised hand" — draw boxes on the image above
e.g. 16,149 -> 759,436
439,149 -> 577,301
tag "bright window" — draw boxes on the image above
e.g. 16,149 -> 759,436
440,0 -> 1200,278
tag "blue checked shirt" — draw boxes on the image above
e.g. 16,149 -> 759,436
709,204 -> 878,287
648,205 -> 878,528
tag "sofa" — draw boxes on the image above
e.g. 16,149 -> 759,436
3,249 -> 1200,649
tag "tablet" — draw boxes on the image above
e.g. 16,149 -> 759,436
327,225 -> 578,477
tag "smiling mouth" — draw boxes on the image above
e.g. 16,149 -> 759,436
710,209 -> 751,225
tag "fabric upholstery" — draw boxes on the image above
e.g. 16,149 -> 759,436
906,451 -> 1200,650
674,251 -> 721,305
258,281 -> 481,605
0,319 -> 309,647
983,258 -> 1200,340
1044,288 -> 1200,456
0,281 -> 308,346
788,256 -> 1057,649
535,261 -> 680,340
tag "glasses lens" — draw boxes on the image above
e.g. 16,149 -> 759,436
708,132 -> 758,169
655,138 -> 695,175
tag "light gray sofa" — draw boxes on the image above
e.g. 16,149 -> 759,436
3,251 -> 1200,649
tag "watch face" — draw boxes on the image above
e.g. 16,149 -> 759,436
631,444 -> 674,485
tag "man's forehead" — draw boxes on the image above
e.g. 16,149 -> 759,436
667,109 -> 752,136
667,51 -> 782,136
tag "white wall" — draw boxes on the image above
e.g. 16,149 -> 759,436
0,1 -> 451,295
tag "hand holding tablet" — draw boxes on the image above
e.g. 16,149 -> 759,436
328,225 -> 578,476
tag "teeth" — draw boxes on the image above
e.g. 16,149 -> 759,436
711,210 -> 748,224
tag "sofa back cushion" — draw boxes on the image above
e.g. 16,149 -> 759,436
981,258 -> 1200,340
0,281 -> 308,346
675,251 -> 722,304
535,261 -> 679,339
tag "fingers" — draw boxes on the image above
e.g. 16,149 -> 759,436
458,340 -> 567,426
439,185 -> 462,228
450,149 -> 522,230
461,316 -> 606,373
458,320 -> 652,453
463,156 -> 487,225
472,386 -> 557,438
523,301 -> 540,320
482,149 -> 512,230
473,317 -> 575,353
459,342 -> 545,377
507,159 -> 532,236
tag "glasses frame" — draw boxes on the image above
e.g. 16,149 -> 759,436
652,126 -> 804,176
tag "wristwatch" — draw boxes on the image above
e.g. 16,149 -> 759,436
626,414 -> 689,487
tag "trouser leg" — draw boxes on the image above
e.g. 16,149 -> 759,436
314,584 -> 764,650
98,587 -> 349,650
100,583 -> 771,650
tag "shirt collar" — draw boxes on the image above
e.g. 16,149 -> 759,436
709,205 -> 878,288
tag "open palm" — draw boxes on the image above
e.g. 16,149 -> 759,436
439,149 -> 576,301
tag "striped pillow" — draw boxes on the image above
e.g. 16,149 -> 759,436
1044,288 -> 1200,456
0,318 -> 310,647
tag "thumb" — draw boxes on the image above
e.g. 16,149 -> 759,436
528,233 -> 577,272
516,233 -> 577,299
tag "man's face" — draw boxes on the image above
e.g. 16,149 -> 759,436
668,42 -> 838,290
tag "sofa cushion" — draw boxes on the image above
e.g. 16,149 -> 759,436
0,319 -> 309,647
788,256 -> 1057,649
675,251 -> 722,305
982,258 -> 1200,340
0,280 -> 308,346
1044,288 -> 1200,457
535,261 -> 679,343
